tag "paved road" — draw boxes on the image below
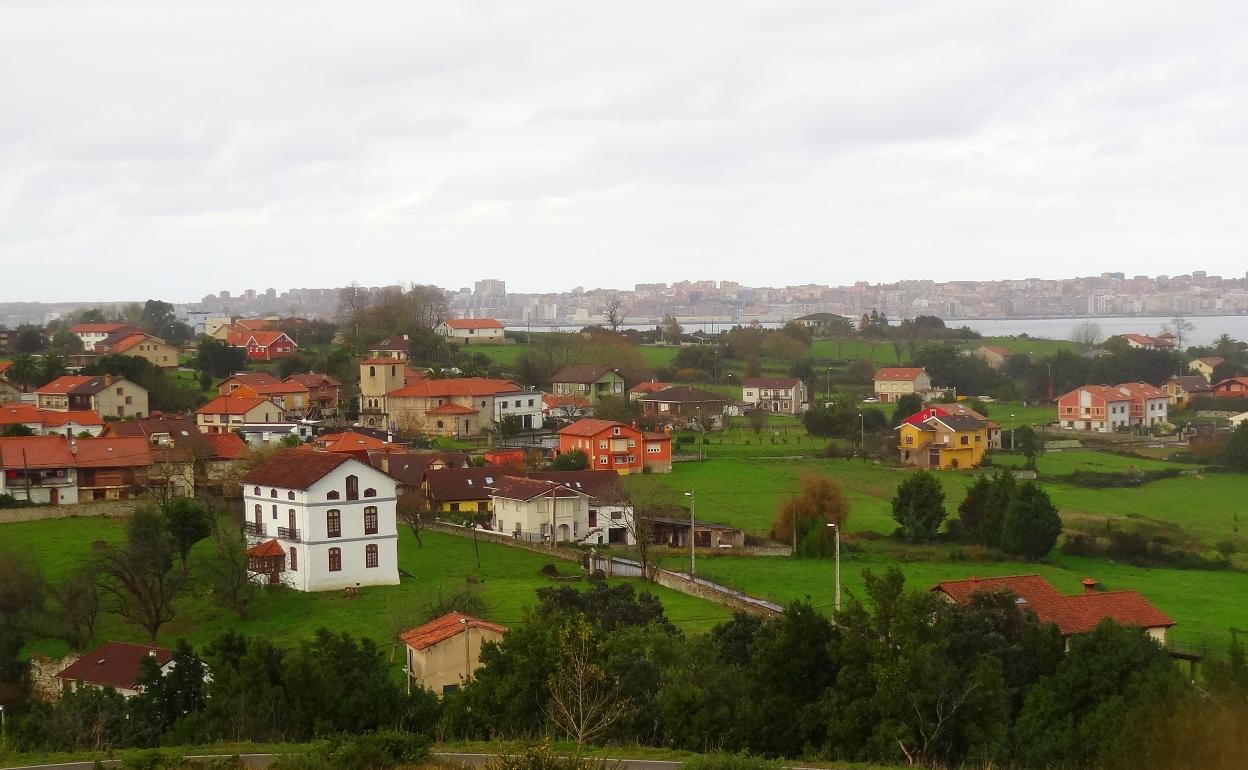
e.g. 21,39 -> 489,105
2,751 -> 691,770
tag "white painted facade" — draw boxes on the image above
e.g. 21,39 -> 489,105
490,487 -> 634,545
243,458 -> 400,592
492,389 -> 545,431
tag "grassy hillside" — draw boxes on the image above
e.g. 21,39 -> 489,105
8,518 -> 734,660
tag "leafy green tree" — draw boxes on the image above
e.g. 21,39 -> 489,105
127,639 -> 208,746
1000,482 -> 1062,561
1224,422 -> 1248,472
1014,425 -> 1043,470
0,423 -> 35,437
955,474 -> 993,544
16,324 -> 44,353
889,393 -> 924,426
194,335 -> 247,379
93,506 -> 186,640
4,353 -> 42,390
162,498 -> 213,576
537,583 -> 675,635
979,470 -> 1016,548
552,449 -> 589,471
890,470 -> 947,541
48,330 -> 83,356
39,353 -> 66,385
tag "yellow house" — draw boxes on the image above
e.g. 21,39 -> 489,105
400,612 -> 507,696
898,413 -> 988,470
420,467 -> 501,515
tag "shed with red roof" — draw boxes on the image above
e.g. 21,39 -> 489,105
400,612 -> 507,695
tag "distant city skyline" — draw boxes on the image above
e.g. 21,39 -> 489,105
4,2 -> 1248,301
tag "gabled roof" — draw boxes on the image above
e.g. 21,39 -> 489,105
874,367 -> 927,381
543,394 -> 592,409
629,381 -> 671,394
427,403 -> 479,415
69,323 -> 132,335
246,331 -> 294,348
1059,385 -> 1132,403
201,432 -> 248,459
241,450 -> 354,490
221,372 -> 282,390
1215,377 -> 1248,389
0,403 -> 42,425
246,539 -> 285,558
73,437 -> 154,468
1117,381 -> 1168,400
1193,356 -> 1224,366
926,414 -> 987,433
488,475 -> 587,501
442,318 -> 503,330
196,395 -> 273,415
369,335 -> 409,351
386,377 -> 522,399
932,574 -> 1174,636
107,332 -> 169,354
1165,375 -> 1213,392
0,436 -> 76,468
557,418 -> 632,438
38,375 -> 142,397
36,375 -> 95,396
0,361 -> 11,378
978,345 -> 1011,357
422,467 -> 506,501
640,385 -> 727,404
312,430 -> 393,453
400,611 -> 507,651
374,452 -> 471,485
743,377 -> 801,388
284,372 -> 342,388
531,470 -> 627,502
551,365 -> 619,384
56,641 -> 173,689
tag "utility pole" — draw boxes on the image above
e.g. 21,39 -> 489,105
827,522 -> 841,612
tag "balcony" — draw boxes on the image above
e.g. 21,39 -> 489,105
243,521 -> 266,537
276,526 -> 301,542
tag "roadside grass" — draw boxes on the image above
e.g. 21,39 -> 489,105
657,544 -> 1248,652
8,520 -> 733,661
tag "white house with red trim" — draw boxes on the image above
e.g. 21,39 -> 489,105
241,451 -> 399,592
434,318 -> 505,344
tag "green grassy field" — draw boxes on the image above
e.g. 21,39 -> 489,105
7,518 -> 734,660
657,546 -> 1248,651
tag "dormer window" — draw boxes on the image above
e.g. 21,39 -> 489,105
253,486 -> 261,495
327,490 -> 340,500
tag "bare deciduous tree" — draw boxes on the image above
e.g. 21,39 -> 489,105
1069,321 -> 1103,348
1163,316 -> 1195,349
601,295 -> 626,332
397,490 -> 434,548
50,565 -> 101,650
545,620 -> 633,746
201,512 -> 260,619
93,506 -> 186,641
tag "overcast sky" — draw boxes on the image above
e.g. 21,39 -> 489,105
2,1 -> 1246,302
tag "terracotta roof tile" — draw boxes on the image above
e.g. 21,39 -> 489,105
196,395 -> 273,415
551,365 -> 618,384
246,539 -> 285,557
72,437 -> 154,468
743,377 -> 801,388
202,432 -> 248,459
443,318 -> 503,330
241,450 -> 353,490
557,418 -> 631,437
386,377 -> 521,399
400,611 -> 507,651
640,385 -> 726,404
0,435 -> 76,468
488,475 -> 586,501
56,641 -> 172,690
874,367 -> 927,381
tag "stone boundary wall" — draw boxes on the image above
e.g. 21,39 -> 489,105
425,520 -> 582,563
0,498 -> 139,524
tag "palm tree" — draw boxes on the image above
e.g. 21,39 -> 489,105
39,354 -> 66,385
5,353 -> 41,391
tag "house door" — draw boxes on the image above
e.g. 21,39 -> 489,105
927,448 -> 941,467
49,488 -> 58,505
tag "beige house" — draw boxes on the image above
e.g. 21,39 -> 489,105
742,377 -> 809,414
551,365 -> 625,404
0,378 -> 20,405
974,345 -> 1011,370
1189,357 -> 1224,382
36,375 -> 149,419
401,612 -> 507,696
383,377 -> 540,437
873,368 -> 934,403
489,476 -> 592,543
1161,375 -> 1213,408
195,395 -> 287,433
434,318 -> 505,344
102,332 -> 180,368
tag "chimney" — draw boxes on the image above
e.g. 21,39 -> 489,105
103,374 -> 113,386
1081,578 -> 1100,593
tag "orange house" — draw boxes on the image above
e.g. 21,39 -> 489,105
557,419 -> 671,474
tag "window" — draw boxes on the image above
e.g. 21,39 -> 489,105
363,487 -> 376,498
271,504 -> 277,519
253,486 -> 261,495
327,490 -> 340,500
346,475 -> 359,501
290,547 -> 298,571
270,488 -> 277,498
364,506 -> 378,535
253,503 -> 262,522
960,436 -> 969,445
450,502 -> 460,512
599,456 -> 609,465
289,510 -> 296,531
369,366 -> 376,377
528,399 -> 534,406
365,544 -> 378,568
328,547 -> 341,572
327,509 -> 341,538
287,490 -> 295,500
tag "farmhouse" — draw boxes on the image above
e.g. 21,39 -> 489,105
1162,375 -> 1213,408
974,345 -> 1012,370
1056,385 -> 1133,432
550,366 -> 625,405
487,476 -> 591,543
196,395 -> 287,434
531,470 -> 634,545
741,377 -> 809,415
1119,333 -> 1175,351
434,318 -> 505,344
1189,356 -> 1224,381
872,367 -> 934,404
897,409 -> 990,470
400,612 -> 507,696
241,451 -> 400,592
56,641 -> 174,698
639,386 -> 727,426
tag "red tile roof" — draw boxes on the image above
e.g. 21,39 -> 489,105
246,539 -> 285,557
932,574 -> 1173,636
196,395 -> 273,415
1117,381 -> 1168,400
56,641 -> 173,690
285,372 -> 342,388
69,323 -> 131,334
312,431 -> 392,453
36,375 -> 95,396
557,418 -> 632,438
72,437 -> 154,468
629,381 -> 671,394
40,410 -> 105,428
488,475 -> 587,501
400,611 -> 507,651
443,318 -> 503,330
979,345 -> 1011,357
0,435 -> 76,468
427,403 -> 479,416
0,404 -> 42,425
202,432 -> 248,459
874,367 -> 927,381
543,394 -> 592,409
107,333 -> 168,354
743,377 -> 801,388
241,450 -> 353,490
0,361 -> 10,377
386,377 -> 521,399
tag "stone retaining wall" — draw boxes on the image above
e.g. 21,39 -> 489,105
424,520 -> 583,563
0,498 -> 139,524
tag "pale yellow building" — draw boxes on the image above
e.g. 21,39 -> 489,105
400,612 -> 507,695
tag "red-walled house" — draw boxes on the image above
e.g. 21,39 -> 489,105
1214,377 -> 1248,399
1056,385 -> 1132,432
557,419 -> 671,474
226,330 -> 298,360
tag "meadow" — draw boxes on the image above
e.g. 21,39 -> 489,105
6,518 -> 734,660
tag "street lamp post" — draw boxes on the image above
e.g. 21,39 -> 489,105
826,522 -> 841,611
1010,414 -> 1016,450
684,490 -> 696,578
826,367 -> 834,398
857,413 -> 865,448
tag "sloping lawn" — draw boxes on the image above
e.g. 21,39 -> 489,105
6,518 -> 734,660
